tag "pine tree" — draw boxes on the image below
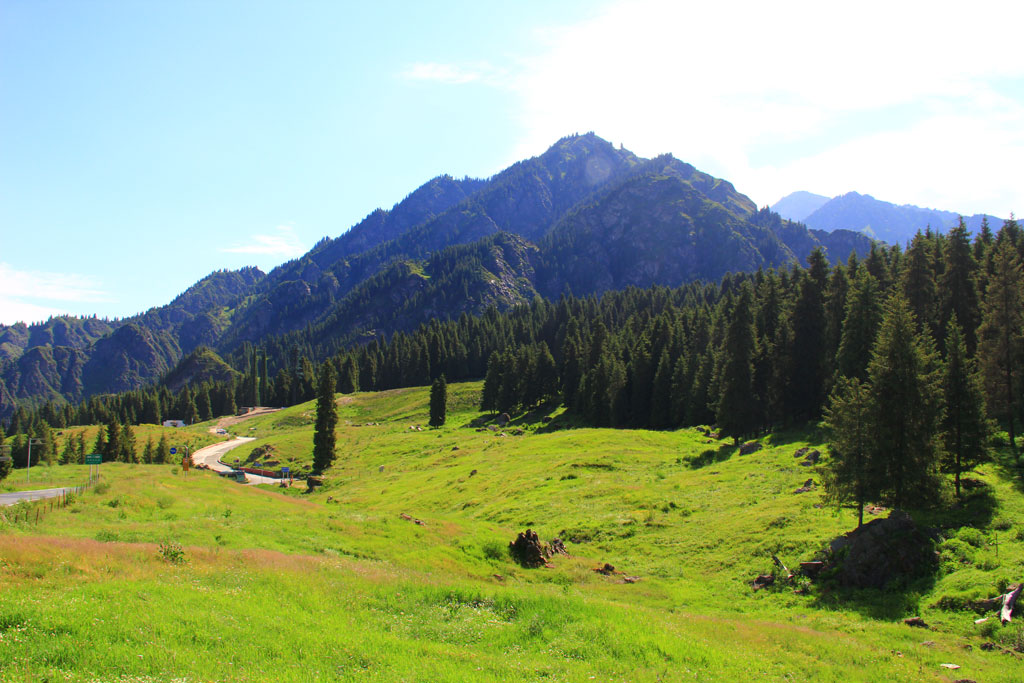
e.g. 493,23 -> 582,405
977,238 -> 1023,456
480,353 -> 501,414
941,318 -> 991,497
940,218 -> 980,353
867,294 -> 942,508
339,356 -> 359,394
837,270 -> 882,381
312,361 -> 338,475
429,375 -> 447,428
824,377 -> 879,527
713,285 -> 759,443
93,424 -> 106,458
121,424 -> 137,463
157,434 -> 171,464
786,269 -> 827,421
901,231 -> 939,338
531,343 -> 559,407
649,349 -> 673,428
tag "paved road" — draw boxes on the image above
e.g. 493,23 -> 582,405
0,487 -> 77,506
192,437 -> 280,485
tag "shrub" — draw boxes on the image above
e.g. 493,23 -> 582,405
158,541 -> 187,565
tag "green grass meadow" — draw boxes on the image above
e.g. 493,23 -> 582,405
1,382 -> 1022,681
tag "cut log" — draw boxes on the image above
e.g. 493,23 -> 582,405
771,553 -> 793,580
969,595 -> 1005,612
1001,583 -> 1022,624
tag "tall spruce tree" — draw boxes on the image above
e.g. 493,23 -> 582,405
713,285 -> 759,443
837,270 -> 883,381
977,238 -> 1023,456
787,269 -> 827,422
940,218 -> 980,353
867,294 -> 942,508
312,361 -> 338,475
901,231 -> 939,338
941,318 -> 991,497
824,377 -> 878,527
429,375 -> 447,428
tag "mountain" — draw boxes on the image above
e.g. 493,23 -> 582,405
773,191 -> 998,245
770,191 -> 830,222
1,133 -> 874,419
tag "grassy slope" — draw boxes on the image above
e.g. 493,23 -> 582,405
1,382 -> 1021,682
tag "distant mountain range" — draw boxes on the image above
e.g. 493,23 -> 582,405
1,133 -> 874,419
772,191 -> 999,245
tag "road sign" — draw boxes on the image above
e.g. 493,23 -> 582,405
281,467 -> 289,474
170,447 -> 177,455
85,454 -> 102,465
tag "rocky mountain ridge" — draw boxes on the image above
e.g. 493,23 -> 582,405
1,133 -> 874,419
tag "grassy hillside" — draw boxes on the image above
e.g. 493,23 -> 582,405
1,382 -> 1021,681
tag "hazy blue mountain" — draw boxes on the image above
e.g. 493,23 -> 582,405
776,191 -> 998,245
771,191 -> 830,222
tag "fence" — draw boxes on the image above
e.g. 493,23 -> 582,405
0,485 -> 88,526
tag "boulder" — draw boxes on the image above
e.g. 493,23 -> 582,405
794,478 -> 815,494
739,441 -> 763,455
824,510 -> 938,589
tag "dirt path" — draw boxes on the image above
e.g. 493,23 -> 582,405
209,407 -> 283,433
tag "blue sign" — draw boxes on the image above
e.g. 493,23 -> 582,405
169,447 -> 177,455
282,467 -> 290,474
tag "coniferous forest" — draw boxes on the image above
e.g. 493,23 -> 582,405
4,217 -> 1022,514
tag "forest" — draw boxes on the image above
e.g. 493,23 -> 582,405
3,217 -> 1021,515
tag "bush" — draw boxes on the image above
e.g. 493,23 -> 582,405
94,481 -> 110,495
481,540 -> 506,561
158,541 -> 187,565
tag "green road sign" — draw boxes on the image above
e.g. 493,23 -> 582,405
85,454 -> 102,465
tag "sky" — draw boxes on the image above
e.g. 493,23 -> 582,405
2,0 -> 1021,325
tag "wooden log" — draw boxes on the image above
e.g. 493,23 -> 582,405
1001,583 -> 1022,624
771,553 -> 793,579
969,595 -> 1005,612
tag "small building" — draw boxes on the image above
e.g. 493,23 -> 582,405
162,420 -> 187,428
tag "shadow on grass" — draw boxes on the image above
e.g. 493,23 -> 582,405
685,443 -> 738,469
991,442 -> 1024,494
811,575 -> 938,621
912,483 -> 998,532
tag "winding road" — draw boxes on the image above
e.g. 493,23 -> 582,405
192,437 -> 280,485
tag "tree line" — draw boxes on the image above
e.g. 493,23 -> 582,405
4,217 -> 1021,505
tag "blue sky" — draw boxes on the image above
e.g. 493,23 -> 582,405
2,0 -> 1021,325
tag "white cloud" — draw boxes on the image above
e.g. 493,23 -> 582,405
402,62 -> 486,85
503,0 -> 1024,216
221,225 -> 306,259
400,61 -> 514,88
0,263 -> 110,325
